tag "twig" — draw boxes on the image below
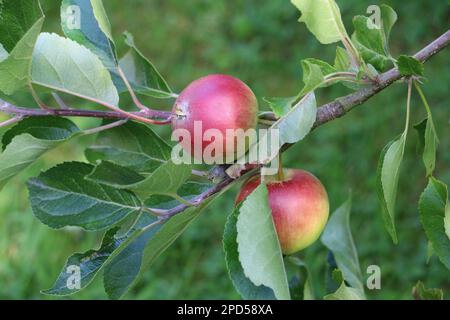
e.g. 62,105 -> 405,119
117,67 -> 150,112
0,99 -> 173,121
82,119 -> 129,135
0,116 -> 23,128
51,92 -> 70,109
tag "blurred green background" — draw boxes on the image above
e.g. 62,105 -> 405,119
0,0 -> 449,299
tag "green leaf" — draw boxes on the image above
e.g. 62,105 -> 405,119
0,0 -> 44,94
86,161 -> 144,186
0,0 -> 44,51
376,133 -> 407,244
61,0 -> 117,70
380,4 -> 398,51
44,182 -> 211,297
31,32 -> 119,106
277,93 -> 317,145
412,281 -> 444,300
324,281 -> 365,300
236,183 -> 290,300
414,118 -> 438,176
286,257 -> 314,300
290,0 -> 349,44
263,96 -> 296,118
0,117 -> 80,190
103,182 -> 225,299
397,55 -> 425,77
414,119 -> 427,156
42,227 -> 128,295
223,204 -> 276,300
118,32 -> 173,99
321,196 -> 365,293
419,177 -> 450,269
27,162 -> 141,231
352,16 -> 391,72
87,160 -> 192,201
228,93 -> 316,178
334,46 -> 352,72
85,121 -> 171,175
300,59 -> 336,95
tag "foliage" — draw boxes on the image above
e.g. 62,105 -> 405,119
0,0 -> 449,300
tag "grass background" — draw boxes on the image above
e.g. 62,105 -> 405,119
0,0 -> 449,299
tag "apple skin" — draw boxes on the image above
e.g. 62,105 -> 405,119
235,169 -> 329,255
172,74 -> 258,163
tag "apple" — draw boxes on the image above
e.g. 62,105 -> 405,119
171,74 -> 258,163
235,169 -> 329,255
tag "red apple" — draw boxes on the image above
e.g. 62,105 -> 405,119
236,169 -> 329,255
171,74 -> 258,163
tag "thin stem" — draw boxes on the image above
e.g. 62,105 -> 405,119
277,153 -> 284,181
141,219 -> 165,232
117,67 -> 150,112
51,92 -> 70,109
0,116 -> 23,128
82,119 -> 128,135
414,82 -> 433,116
324,72 -> 357,80
83,95 -> 171,125
29,83 -> 50,110
143,207 -> 170,217
342,36 -> 361,69
404,79 -> 413,135
191,169 -> 209,178
171,194 -> 195,207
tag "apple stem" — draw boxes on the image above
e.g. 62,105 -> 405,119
277,153 -> 285,181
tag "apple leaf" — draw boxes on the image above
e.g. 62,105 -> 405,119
223,203 -> 276,300
118,32 -> 173,99
321,196 -> 365,294
397,55 -> 425,77
419,177 -> 450,270
42,227 -> 128,295
235,183 -> 290,300
324,281 -> 365,300
414,118 -> 438,177
412,281 -> 444,300
290,0 -> 349,45
299,59 -> 336,95
27,162 -> 141,231
103,182 -> 223,299
263,96 -> 296,118
0,0 -> 45,94
31,33 -> 119,107
352,15 -> 391,72
334,46 -> 352,72
61,0 -> 117,70
44,182 -> 211,297
380,4 -> 398,52
286,257 -> 314,300
85,121 -> 172,175
376,133 -> 407,244
86,160 -> 192,202
0,117 -> 80,190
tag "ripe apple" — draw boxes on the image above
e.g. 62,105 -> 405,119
236,169 -> 329,255
171,74 -> 258,163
